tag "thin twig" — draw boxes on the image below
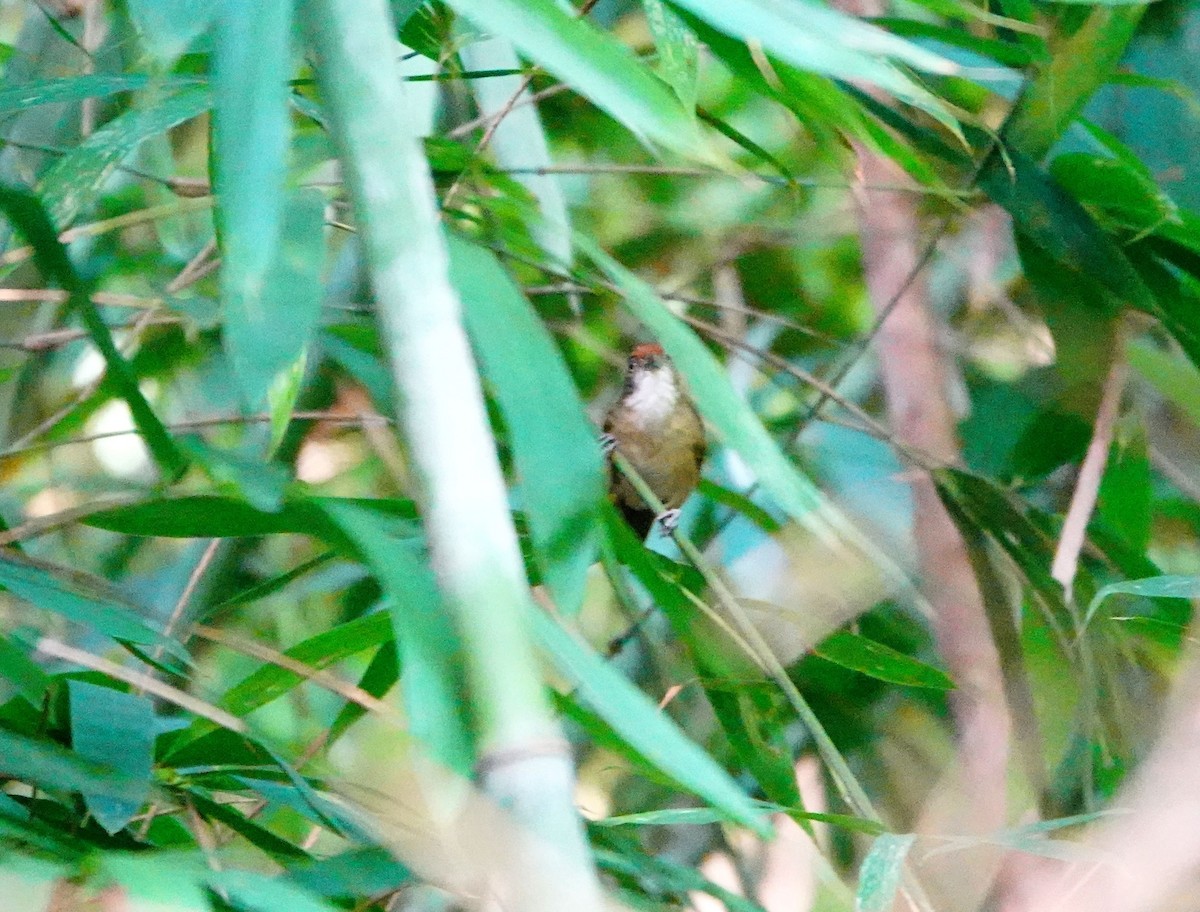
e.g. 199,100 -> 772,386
1050,342 -> 1129,600
35,636 -> 248,732
0,197 -> 214,268
1,410 -> 391,461
190,624 -> 402,720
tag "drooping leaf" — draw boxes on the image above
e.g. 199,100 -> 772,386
68,680 -> 155,834
442,0 -> 714,161
452,234 -> 604,615
0,549 -> 186,660
223,190 -> 325,411
39,87 -> 211,228
814,630 -> 954,690
533,607 -> 770,836
856,833 -> 915,912
668,0 -> 961,134
319,500 -> 473,773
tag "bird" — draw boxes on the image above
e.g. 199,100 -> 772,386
601,342 -> 706,539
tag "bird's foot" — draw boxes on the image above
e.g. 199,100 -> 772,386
656,508 -> 682,535
599,432 -> 617,456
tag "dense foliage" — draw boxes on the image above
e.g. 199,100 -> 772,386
0,0 -> 1199,910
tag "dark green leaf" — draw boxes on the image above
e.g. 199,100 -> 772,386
814,631 -> 954,690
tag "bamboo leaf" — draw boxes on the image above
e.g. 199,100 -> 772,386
452,234 -> 604,615
443,0 -> 714,161
68,681 -> 155,834
533,608 -> 770,836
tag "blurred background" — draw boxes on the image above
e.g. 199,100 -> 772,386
1,0 -> 1200,910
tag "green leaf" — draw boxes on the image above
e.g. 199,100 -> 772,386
39,87 -> 211,227
0,74 -> 184,114
207,869 -> 341,912
0,634 -> 50,704
84,494 -> 418,545
1004,7 -> 1142,160
327,640 -> 399,744
856,833 -> 915,912
0,727 -> 148,804
0,550 -> 186,660
319,501 -> 473,773
452,234 -> 604,615
814,631 -> 954,690
288,847 -> 410,899
643,0 -> 699,110
224,189 -> 325,411
1084,575 -> 1200,631
213,0 -> 303,411
219,611 -> 393,717
1127,337 -> 1200,427
127,0 -> 215,64
1050,152 -> 1178,232
668,0 -> 961,134
68,681 -> 155,834
99,854 -> 211,912
0,186 -> 188,477
442,0 -> 714,161
533,608 -> 769,836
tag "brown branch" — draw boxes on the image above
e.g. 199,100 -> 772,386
831,1 -> 1012,902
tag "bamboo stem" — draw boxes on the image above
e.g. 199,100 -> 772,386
301,3 -> 605,910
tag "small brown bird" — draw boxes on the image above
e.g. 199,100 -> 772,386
602,343 -> 706,538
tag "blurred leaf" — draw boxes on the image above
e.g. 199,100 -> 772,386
0,186 -> 188,477
1127,337 -> 1200,427
814,630 -> 954,690
39,87 -> 210,227
594,838 -> 769,912
0,728 -> 147,804
288,846 -> 410,899
213,1 -> 300,411
1050,152 -> 1178,232
210,868 -> 373,912
186,788 -> 310,860
85,495 -> 417,545
453,234 -> 604,615
216,552 -> 337,608
127,0 -> 214,64
533,608 -> 769,836
1005,7 -> 1142,160
0,550 -> 186,660
643,0 -> 699,110
1098,419 -> 1150,553
99,854 -> 211,912
0,74 -> 189,114
219,611 -> 392,717
68,681 -> 154,834
327,641 -> 399,744
668,0 -> 961,135
597,805 -> 885,835
442,0 -> 714,160
0,635 -> 50,704
224,189 -> 323,413
320,501 -> 473,773
1084,575 -> 1200,631
856,833 -> 914,912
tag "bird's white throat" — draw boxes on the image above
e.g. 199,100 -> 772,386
625,367 -> 679,427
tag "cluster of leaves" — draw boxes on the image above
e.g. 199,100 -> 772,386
0,0 -> 1199,910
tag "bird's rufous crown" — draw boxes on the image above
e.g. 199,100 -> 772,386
630,343 -> 664,359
